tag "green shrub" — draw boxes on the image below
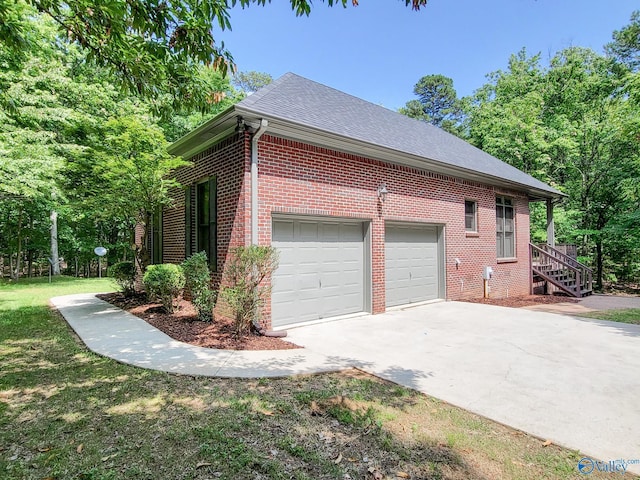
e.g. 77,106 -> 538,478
108,261 -> 136,297
220,246 -> 279,336
142,263 -> 185,313
181,252 -> 216,322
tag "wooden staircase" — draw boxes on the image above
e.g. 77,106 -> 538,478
530,243 -> 593,298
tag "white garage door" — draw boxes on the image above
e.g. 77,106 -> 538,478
385,223 -> 440,307
272,218 -> 365,327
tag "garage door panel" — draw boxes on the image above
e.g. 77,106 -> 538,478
272,218 -> 365,327
385,224 -> 440,308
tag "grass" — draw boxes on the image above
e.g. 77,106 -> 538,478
0,276 -> 628,479
578,308 -> 640,325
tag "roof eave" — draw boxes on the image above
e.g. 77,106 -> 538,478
234,107 -> 564,200
167,105 -> 238,157
168,105 -> 564,201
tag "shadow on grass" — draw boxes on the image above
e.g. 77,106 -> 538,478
0,320 -> 490,480
575,314 -> 640,338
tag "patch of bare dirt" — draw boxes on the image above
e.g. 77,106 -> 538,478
602,282 -> 640,296
461,294 -> 579,308
96,292 -> 300,351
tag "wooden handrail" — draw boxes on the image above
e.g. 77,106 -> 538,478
530,243 -> 593,297
536,243 -> 593,274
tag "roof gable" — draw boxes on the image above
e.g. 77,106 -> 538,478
234,73 -> 560,197
171,73 -> 561,198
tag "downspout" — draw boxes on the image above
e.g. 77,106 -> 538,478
249,119 -> 285,337
251,119 -> 269,245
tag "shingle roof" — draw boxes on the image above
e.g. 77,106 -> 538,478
235,72 -> 561,197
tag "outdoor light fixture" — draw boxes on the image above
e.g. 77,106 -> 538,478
377,183 -> 388,202
235,116 -> 246,132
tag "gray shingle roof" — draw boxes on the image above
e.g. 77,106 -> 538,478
236,72 -> 561,197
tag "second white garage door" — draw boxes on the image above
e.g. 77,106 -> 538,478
272,218 -> 366,327
385,223 -> 440,307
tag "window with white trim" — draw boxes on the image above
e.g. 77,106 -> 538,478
496,196 -> 515,258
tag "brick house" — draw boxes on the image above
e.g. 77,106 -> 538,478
161,73 -> 562,329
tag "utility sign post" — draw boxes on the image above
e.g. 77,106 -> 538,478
94,247 -> 107,278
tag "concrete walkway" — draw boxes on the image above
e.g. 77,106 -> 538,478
52,293 -> 640,475
523,293 -> 640,315
51,294 -> 350,378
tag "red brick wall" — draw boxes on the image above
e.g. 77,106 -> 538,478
163,132 -> 250,289
163,132 -> 533,328
256,135 -> 531,320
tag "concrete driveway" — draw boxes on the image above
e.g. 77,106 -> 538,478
286,301 -> 640,474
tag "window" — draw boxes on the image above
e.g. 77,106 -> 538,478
150,208 -> 162,264
185,186 -> 192,258
196,177 -> 217,269
496,196 -> 515,258
465,200 -> 477,232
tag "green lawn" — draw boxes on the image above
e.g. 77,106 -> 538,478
578,308 -> 640,325
0,277 -> 622,479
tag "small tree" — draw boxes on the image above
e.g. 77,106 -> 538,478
108,261 -> 136,297
142,263 -> 185,313
182,252 -> 216,322
221,246 -> 279,336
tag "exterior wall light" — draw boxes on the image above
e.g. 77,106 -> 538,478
235,116 -> 246,132
377,183 -> 388,202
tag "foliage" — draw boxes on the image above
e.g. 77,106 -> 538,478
220,246 -> 279,336
399,74 -> 465,136
233,71 -> 273,94
157,66 -> 243,142
181,251 -> 215,322
465,44 -> 640,288
142,263 -> 185,313
606,10 -> 640,71
108,261 -> 136,297
92,115 -> 190,272
0,0 -> 426,111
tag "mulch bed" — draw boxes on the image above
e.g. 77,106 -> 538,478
96,292 -> 300,351
461,294 -> 579,308
98,292 -> 580,350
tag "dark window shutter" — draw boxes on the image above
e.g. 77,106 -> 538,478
185,186 -> 192,258
209,177 -> 217,271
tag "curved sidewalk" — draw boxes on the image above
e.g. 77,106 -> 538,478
51,293 -> 350,378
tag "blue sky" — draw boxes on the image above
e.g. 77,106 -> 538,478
219,0 -> 635,110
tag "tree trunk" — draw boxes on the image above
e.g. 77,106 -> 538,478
12,207 -> 23,280
27,250 -> 33,278
595,240 -> 603,291
50,210 -> 60,275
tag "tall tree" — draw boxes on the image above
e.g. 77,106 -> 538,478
606,10 -> 640,71
466,46 -> 640,288
467,50 -> 551,181
400,74 -> 465,136
92,116 -> 189,271
0,13 -> 194,278
233,71 -> 273,94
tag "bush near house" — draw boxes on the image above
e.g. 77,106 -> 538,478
108,261 -> 137,297
142,263 -> 185,313
221,246 -> 279,336
181,252 -> 216,322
